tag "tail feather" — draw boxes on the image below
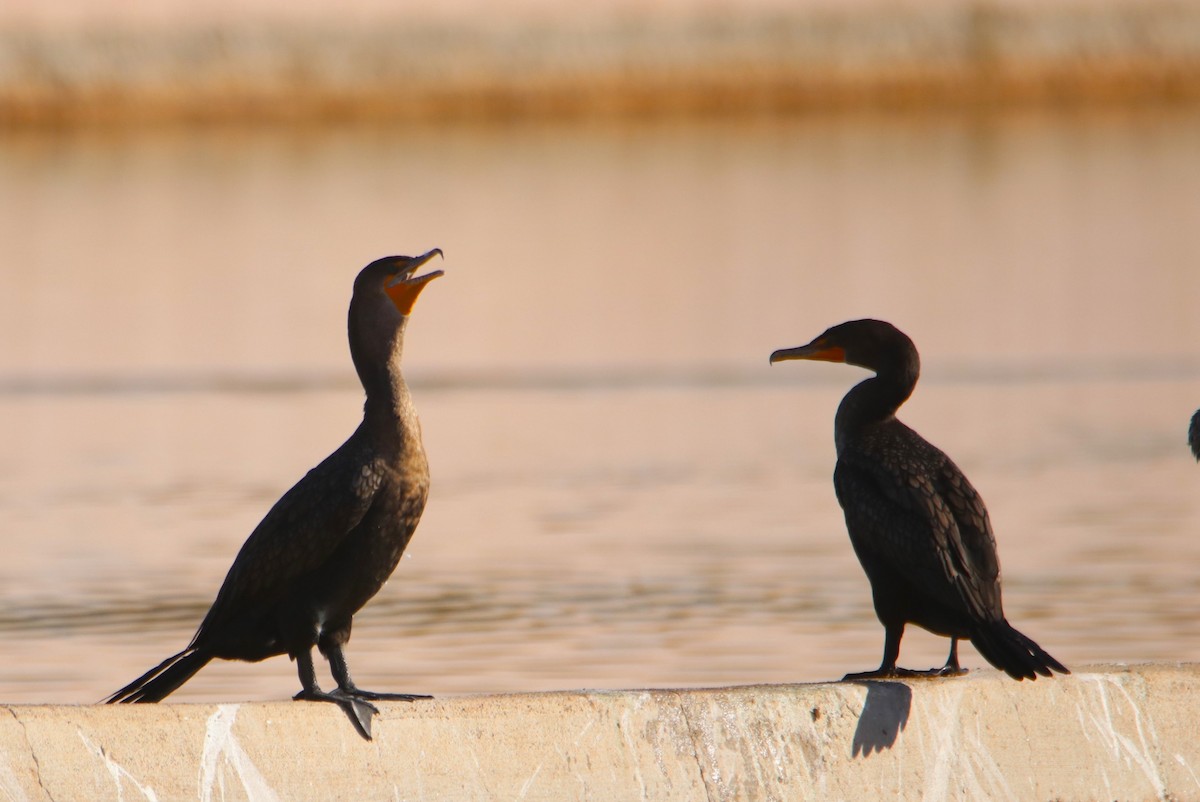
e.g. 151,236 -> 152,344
970,620 -> 1069,681
105,649 -> 212,703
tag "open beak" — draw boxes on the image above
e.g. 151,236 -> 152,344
385,248 -> 444,315
769,340 -> 846,365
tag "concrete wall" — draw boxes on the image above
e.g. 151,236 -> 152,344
0,663 -> 1195,800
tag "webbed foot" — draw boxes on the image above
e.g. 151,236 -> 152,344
294,687 -> 380,740
843,666 -> 941,681
342,688 -> 432,703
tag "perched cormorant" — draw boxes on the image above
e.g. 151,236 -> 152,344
1189,409 -> 1200,460
107,249 -> 445,738
770,319 -> 1068,681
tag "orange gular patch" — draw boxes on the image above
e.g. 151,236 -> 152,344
803,344 -> 846,363
385,270 -> 443,315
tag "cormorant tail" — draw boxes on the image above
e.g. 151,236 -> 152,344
969,620 -> 1069,681
105,648 -> 212,703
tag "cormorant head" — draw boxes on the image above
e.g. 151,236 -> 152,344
348,249 -> 444,394
769,318 -> 918,376
355,249 -> 444,317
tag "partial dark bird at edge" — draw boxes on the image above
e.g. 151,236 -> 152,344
1189,409 -> 1200,461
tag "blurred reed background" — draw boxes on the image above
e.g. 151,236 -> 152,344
4,0 -> 1200,123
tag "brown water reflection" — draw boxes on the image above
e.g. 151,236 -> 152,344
1,108 -> 1199,703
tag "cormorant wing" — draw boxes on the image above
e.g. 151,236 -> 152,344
931,454 -> 1003,615
834,422 -> 1003,624
190,439 -> 382,642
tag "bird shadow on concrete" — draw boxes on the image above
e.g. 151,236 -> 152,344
848,681 -> 912,757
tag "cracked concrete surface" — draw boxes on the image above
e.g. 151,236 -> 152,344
0,664 -> 1196,801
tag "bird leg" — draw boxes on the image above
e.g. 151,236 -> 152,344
326,643 -> 432,703
936,638 -> 968,677
844,623 -> 904,680
292,649 -> 380,741
843,623 -> 943,680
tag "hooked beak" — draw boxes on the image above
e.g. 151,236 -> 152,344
385,248 -> 444,315
769,340 -> 846,365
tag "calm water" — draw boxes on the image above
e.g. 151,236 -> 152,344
1,107 -> 1199,703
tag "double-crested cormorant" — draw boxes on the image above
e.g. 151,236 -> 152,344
107,249 -> 445,738
770,319 -> 1068,681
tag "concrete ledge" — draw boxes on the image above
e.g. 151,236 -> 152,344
0,663 -> 1196,800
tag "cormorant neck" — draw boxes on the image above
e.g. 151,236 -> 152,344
350,312 -> 417,434
834,359 -> 918,451
362,365 -> 417,431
